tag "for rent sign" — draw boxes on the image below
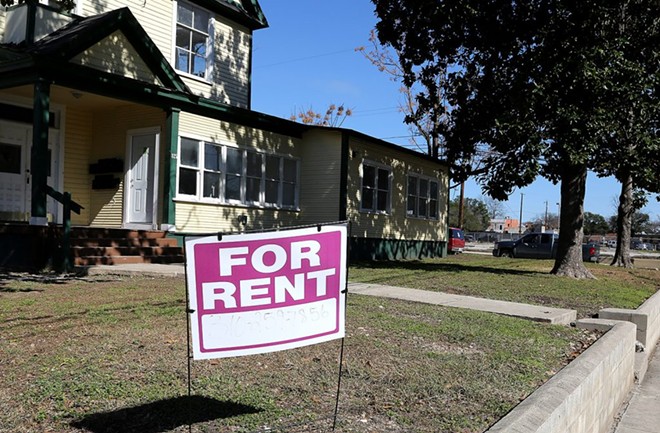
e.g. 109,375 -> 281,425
186,225 -> 347,360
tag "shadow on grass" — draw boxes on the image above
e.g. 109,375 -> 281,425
351,260 -> 542,276
0,272 -> 86,292
70,395 -> 262,433
0,286 -> 45,293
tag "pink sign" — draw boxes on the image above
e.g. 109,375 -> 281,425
186,224 -> 347,359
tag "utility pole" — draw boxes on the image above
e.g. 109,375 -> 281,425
544,201 -> 549,229
519,193 -> 524,234
458,181 -> 465,229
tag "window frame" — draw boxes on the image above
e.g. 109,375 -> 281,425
175,136 -> 300,210
359,160 -> 392,214
173,0 -> 214,82
406,172 -> 440,220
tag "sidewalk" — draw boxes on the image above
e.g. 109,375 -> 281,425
348,282 -> 576,324
614,342 -> 660,433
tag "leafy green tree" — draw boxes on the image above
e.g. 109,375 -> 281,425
583,212 -> 610,236
632,212 -> 652,235
372,0 -> 660,278
448,197 -> 489,231
583,2 -> 660,267
609,211 -> 653,236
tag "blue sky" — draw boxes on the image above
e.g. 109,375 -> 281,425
251,0 -> 659,223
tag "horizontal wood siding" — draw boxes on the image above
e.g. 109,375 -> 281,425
175,202 -> 301,233
89,104 -> 166,227
63,107 -> 93,225
72,31 -> 159,85
298,129 -> 342,225
89,184 -> 124,227
211,16 -> 250,107
347,136 -> 449,242
80,0 -> 173,60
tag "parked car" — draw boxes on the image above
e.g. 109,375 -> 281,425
448,227 -> 465,254
492,232 -> 600,262
632,241 -> 650,250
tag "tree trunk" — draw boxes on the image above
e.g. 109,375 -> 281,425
551,164 -> 595,279
611,171 -> 634,268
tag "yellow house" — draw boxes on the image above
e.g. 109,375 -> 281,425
0,0 -> 448,269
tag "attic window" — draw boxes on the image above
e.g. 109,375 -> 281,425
175,2 -> 211,79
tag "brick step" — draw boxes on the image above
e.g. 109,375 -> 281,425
68,227 -> 184,267
72,246 -> 183,258
70,238 -> 179,248
73,254 -> 185,266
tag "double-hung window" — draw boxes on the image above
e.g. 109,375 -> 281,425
361,162 -> 391,213
203,143 -> 222,199
177,137 -> 298,209
225,147 -> 243,202
176,1 -> 211,79
178,138 -> 200,196
407,174 -> 439,219
246,151 -> 262,204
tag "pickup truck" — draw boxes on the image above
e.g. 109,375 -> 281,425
492,232 -> 600,262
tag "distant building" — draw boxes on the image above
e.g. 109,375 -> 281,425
488,218 -> 520,233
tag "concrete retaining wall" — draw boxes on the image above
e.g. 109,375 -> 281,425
486,321 -> 636,433
600,290 -> 660,352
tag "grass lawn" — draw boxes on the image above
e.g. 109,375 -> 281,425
0,269 -> 603,433
350,254 -> 660,318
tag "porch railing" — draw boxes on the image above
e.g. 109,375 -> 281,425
46,186 -> 83,272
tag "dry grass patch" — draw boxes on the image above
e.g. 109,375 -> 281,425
1,272 -> 598,432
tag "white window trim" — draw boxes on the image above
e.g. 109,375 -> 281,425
172,0 -> 215,83
359,160 -> 392,214
175,137 -> 300,210
406,172 -> 440,220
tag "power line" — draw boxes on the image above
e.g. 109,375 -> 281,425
255,49 -> 357,68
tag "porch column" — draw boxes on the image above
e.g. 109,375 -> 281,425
161,108 -> 180,230
30,78 -> 51,225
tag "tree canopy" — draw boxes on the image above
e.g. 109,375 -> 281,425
583,212 -> 610,236
372,0 -> 660,278
448,197 -> 490,231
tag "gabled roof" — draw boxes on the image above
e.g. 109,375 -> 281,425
0,6 -> 300,137
27,7 -> 190,93
193,0 -> 268,30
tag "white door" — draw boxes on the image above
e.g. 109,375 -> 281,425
127,131 -> 158,226
0,122 -> 60,223
0,123 -> 28,221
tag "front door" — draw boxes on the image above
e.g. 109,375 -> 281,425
0,122 -> 60,223
0,123 -> 28,221
126,129 -> 158,227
